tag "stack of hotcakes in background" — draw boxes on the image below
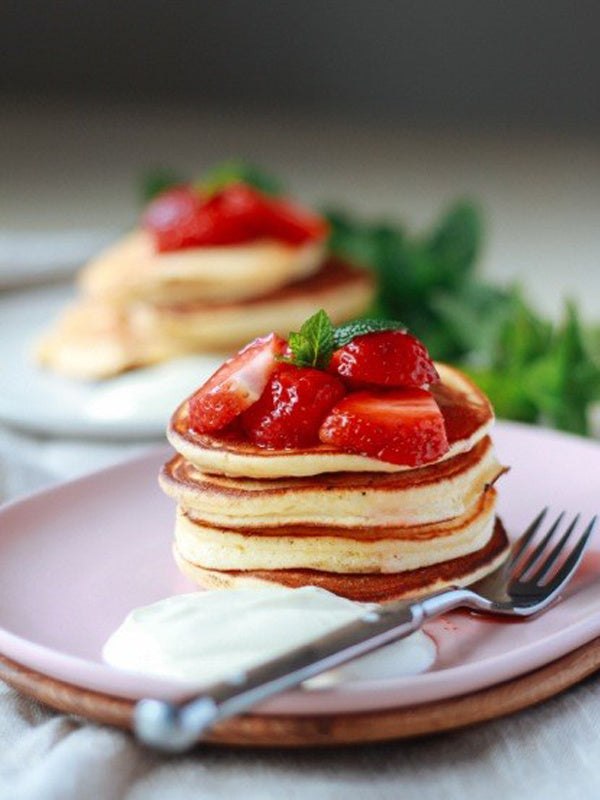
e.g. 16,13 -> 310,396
37,229 -> 374,380
161,363 -> 509,602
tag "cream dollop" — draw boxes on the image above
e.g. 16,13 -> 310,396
102,586 -> 436,688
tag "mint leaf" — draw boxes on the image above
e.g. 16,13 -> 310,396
426,201 -> 482,289
202,160 -> 284,197
494,291 -> 552,371
140,168 -> 185,203
431,282 -> 514,367
333,319 -> 407,349
326,199 -> 600,437
284,315 -> 410,369
523,301 -> 600,435
325,201 -> 482,360
285,310 -> 335,369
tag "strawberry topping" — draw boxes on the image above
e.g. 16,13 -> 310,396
142,186 -> 204,252
330,331 -> 439,389
319,388 -> 449,467
241,364 -> 346,448
184,309 -> 449,466
143,183 -> 328,252
188,333 -> 286,434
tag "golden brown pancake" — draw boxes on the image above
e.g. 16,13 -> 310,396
161,359 -> 508,602
37,257 -> 374,380
160,435 -> 505,529
173,487 -> 499,574
130,258 -> 374,351
79,230 -> 327,304
167,363 -> 494,478
174,517 -> 510,602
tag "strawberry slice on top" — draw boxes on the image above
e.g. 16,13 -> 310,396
241,364 -> 346,449
186,309 -> 448,466
188,333 -> 286,434
319,388 -> 449,467
330,330 -> 439,389
143,178 -> 328,252
142,186 -> 204,252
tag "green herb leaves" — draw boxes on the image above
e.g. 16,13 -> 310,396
140,160 -> 283,205
283,311 -> 410,370
286,310 -> 335,369
326,201 -> 600,436
326,201 -> 483,362
202,160 -> 284,197
140,168 -> 184,203
333,319 -> 407,349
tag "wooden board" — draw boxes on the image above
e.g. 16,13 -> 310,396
2,640 -> 600,748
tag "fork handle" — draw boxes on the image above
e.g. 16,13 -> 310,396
133,587 -> 472,752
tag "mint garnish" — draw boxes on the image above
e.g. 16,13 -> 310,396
283,309 -> 335,369
140,168 -> 184,203
283,311 -> 408,369
333,319 -> 407,349
202,160 -> 284,197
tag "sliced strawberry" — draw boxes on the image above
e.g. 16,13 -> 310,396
142,186 -> 201,251
330,331 -> 439,390
319,388 -> 448,467
188,333 -> 287,434
241,364 -> 346,448
143,183 -> 328,251
257,195 -> 329,244
200,183 -> 268,244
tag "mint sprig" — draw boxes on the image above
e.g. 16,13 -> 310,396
284,310 -> 335,369
140,168 -> 185,203
327,200 -> 600,435
326,200 -> 482,361
283,311 -> 411,369
333,319 -> 407,349
202,160 -> 284,197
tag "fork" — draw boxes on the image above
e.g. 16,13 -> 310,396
134,509 -> 597,752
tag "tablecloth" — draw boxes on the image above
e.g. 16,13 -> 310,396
1,426 -> 600,800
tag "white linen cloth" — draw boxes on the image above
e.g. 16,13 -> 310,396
1,426 -> 600,800
1,672 -> 600,800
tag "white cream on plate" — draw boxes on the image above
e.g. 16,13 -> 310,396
103,586 -> 436,688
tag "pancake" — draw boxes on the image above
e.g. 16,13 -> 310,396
131,257 -> 375,351
174,516 -> 510,602
160,435 -> 504,529
34,299 -> 174,380
36,257 -> 374,380
161,356 -> 508,603
79,230 -> 327,305
173,487 -> 498,573
168,363 -> 494,478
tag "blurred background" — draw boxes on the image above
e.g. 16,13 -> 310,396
2,1 -> 599,314
1,0 -> 600,484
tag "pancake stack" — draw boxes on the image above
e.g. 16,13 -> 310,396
160,363 -> 509,602
37,217 -> 373,380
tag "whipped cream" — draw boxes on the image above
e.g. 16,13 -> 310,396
103,586 -> 436,688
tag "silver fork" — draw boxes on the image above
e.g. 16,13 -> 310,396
134,510 -> 597,752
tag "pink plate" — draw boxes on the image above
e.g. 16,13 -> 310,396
0,421 -> 599,716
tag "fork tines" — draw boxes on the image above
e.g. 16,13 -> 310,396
510,510 -> 597,594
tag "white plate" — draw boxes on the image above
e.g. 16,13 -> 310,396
0,284 -> 224,440
0,228 -> 118,289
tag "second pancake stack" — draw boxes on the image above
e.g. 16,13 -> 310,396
37,179 -> 373,379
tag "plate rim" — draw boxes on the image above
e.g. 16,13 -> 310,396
0,283 -> 224,440
3,636 -> 600,745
